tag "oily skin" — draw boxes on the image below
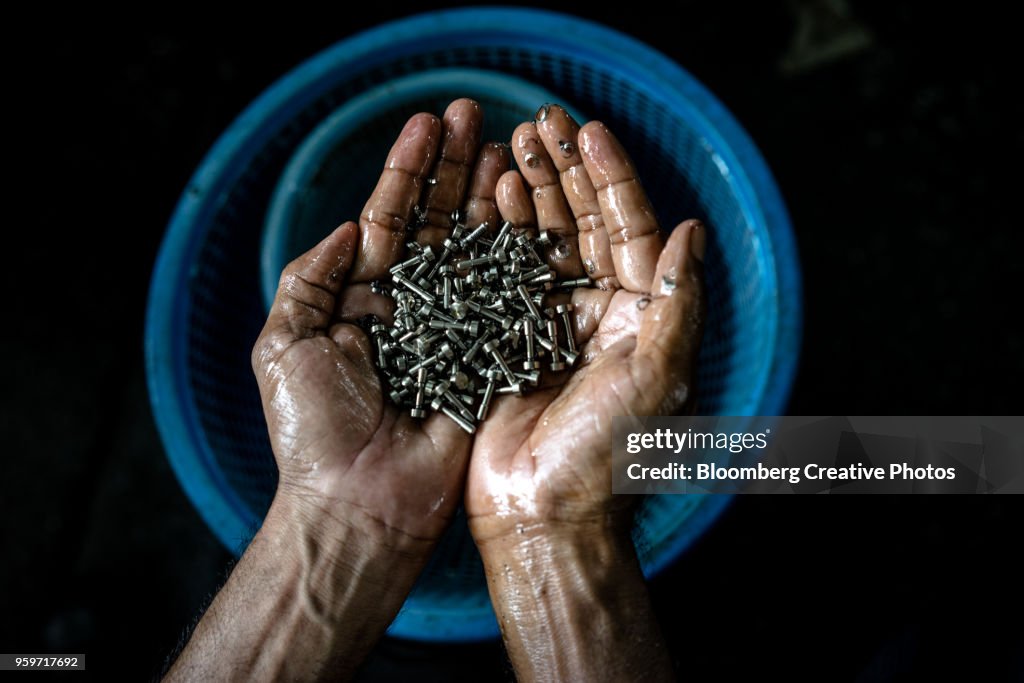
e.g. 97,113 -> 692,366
470,105 -> 705,537
170,102 -> 704,683
255,102 -> 498,544
168,100 -> 512,683
466,105 -> 704,682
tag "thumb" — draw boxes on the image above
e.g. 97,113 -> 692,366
632,219 -> 706,413
265,222 -> 360,341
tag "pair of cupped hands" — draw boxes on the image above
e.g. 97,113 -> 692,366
253,99 -> 705,573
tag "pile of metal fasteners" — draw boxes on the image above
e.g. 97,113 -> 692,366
367,213 -> 589,433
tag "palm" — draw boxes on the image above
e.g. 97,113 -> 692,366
469,290 -> 676,521
253,100 -> 509,541
465,107 -> 704,533
256,326 -> 470,538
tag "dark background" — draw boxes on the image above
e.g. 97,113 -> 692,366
4,1 -> 1022,680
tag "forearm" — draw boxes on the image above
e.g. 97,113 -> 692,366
165,492 -> 430,682
475,520 -> 675,683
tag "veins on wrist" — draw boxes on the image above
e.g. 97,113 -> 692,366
271,484 -> 437,560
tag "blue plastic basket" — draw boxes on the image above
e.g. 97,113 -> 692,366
146,8 -> 801,642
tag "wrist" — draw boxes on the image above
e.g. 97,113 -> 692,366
263,488 -> 431,621
469,504 -> 633,549
474,516 -> 672,682
167,489 -> 435,683
473,517 -> 644,634
273,480 -> 439,561
473,516 -> 637,582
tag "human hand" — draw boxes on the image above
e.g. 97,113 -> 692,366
168,101 -> 515,683
251,99 -> 510,549
466,104 -> 707,545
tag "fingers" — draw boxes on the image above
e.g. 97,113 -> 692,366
535,105 -> 618,289
353,113 -> 441,282
462,142 -> 511,229
417,99 -> 483,248
510,122 -> 585,278
633,220 -> 706,411
495,170 -> 536,231
266,222 -> 360,340
579,121 -> 663,293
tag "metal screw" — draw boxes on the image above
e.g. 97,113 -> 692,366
546,320 -> 565,371
430,395 -> 476,434
491,220 -> 514,255
476,369 -> 500,421
522,318 -> 540,370
555,277 -> 592,290
410,367 -> 428,418
556,303 -> 576,354
460,222 -> 490,249
483,340 -> 521,393
393,273 -> 434,302
369,219 -> 580,430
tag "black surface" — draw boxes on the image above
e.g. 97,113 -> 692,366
4,1 -> 1022,680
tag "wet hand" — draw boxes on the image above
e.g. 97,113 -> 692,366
252,99 -> 510,548
466,105 -> 707,544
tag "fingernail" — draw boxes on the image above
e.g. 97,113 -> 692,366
689,221 -> 706,262
535,103 -> 551,122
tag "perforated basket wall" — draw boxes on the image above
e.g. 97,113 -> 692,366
146,8 -> 801,641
